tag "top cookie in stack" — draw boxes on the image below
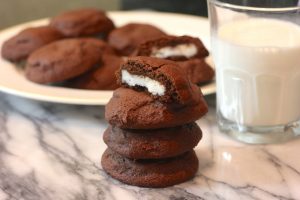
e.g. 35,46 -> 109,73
102,56 -> 208,188
106,56 -> 208,129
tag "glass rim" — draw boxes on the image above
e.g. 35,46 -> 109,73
208,0 -> 300,12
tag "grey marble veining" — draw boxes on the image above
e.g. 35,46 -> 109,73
0,92 -> 300,200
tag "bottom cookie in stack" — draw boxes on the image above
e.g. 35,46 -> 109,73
101,149 -> 199,188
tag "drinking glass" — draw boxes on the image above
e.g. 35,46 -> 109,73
207,0 -> 300,143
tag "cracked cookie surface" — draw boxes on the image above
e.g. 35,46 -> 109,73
105,87 -> 208,129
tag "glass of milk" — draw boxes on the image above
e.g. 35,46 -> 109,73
207,0 -> 300,143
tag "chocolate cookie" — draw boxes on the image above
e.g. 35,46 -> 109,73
118,56 -> 199,105
1,26 -> 63,62
101,148 -> 199,188
134,35 -> 209,61
103,123 -> 202,159
108,23 -> 167,56
25,38 -> 112,84
105,87 -> 208,129
70,54 -> 124,90
50,8 -> 115,37
178,59 -> 215,84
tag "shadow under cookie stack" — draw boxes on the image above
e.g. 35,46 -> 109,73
101,56 -> 208,188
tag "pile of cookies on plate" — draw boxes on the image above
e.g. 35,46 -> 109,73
1,8 -> 214,90
102,56 -> 209,187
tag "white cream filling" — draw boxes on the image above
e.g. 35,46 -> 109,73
151,43 -> 197,58
121,70 -> 165,96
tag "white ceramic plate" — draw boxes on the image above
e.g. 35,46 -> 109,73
0,11 -> 215,105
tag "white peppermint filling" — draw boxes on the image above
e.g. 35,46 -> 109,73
121,70 -> 165,96
151,43 -> 197,58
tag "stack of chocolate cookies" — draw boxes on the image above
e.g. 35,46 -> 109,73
101,56 -> 208,188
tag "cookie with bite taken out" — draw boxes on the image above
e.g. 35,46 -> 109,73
106,56 -> 208,129
134,35 -> 209,61
117,56 -> 200,105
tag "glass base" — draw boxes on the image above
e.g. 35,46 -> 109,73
218,111 -> 300,144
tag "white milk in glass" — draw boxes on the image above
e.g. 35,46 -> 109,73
213,18 -> 300,126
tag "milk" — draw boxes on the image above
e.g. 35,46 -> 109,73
213,18 -> 300,126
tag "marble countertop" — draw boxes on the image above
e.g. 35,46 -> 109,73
0,92 -> 300,200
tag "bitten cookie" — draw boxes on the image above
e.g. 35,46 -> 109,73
178,58 -> 215,84
69,54 -> 124,90
117,56 -> 199,105
105,87 -> 208,129
108,23 -> 167,56
25,38 -> 113,84
134,35 -> 209,61
50,8 -> 115,37
103,123 -> 202,159
101,149 -> 199,188
1,26 -> 63,62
